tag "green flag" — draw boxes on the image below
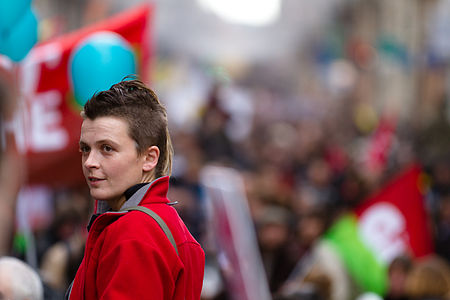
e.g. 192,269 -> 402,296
323,213 -> 387,296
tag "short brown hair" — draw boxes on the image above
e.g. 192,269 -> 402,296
82,78 -> 173,178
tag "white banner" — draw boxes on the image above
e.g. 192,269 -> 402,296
200,165 -> 271,300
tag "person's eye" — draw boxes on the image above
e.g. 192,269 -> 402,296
102,144 -> 114,152
79,145 -> 90,154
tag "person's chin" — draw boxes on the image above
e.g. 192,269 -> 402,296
89,189 -> 109,201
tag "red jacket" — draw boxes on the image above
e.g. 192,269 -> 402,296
68,176 -> 205,299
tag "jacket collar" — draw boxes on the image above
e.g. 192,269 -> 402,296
94,176 -> 170,214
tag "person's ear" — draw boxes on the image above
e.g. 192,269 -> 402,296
142,146 -> 159,172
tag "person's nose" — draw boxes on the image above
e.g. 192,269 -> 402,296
84,150 -> 100,169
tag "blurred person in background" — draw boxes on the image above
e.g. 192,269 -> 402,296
168,177 -> 205,243
39,189 -> 91,299
404,255 -> 450,300
435,192 -> 450,264
256,204 -> 298,294
67,79 -> 205,299
384,255 -> 413,300
0,67 -> 23,256
0,256 -> 44,300
428,158 -> 450,265
197,83 -> 235,165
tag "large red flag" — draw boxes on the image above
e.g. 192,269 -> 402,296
355,165 -> 434,263
5,4 -> 152,187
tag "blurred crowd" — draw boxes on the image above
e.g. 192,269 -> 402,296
164,72 -> 450,300
1,0 -> 450,300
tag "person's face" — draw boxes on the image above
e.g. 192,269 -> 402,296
79,116 -> 150,207
0,271 -> 12,300
388,267 -> 407,297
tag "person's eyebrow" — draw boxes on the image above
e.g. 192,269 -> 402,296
79,139 -> 120,149
95,139 -> 119,147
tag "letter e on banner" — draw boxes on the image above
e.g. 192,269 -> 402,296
30,91 -> 68,152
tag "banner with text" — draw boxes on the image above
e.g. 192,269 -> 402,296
4,4 -> 152,186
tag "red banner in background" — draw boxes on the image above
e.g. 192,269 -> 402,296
10,4 -> 152,187
355,165 -> 434,263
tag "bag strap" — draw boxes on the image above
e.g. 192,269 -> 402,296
123,206 -> 179,256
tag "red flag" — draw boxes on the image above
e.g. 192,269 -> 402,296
6,4 -> 152,187
355,165 -> 434,263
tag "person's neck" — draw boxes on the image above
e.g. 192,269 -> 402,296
107,195 -> 127,212
107,175 -> 155,211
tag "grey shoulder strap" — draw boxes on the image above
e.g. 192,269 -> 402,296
124,206 -> 179,256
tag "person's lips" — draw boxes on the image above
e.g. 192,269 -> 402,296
88,176 -> 105,185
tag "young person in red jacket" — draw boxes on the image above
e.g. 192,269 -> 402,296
67,79 -> 205,299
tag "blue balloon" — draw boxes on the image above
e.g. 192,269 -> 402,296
69,31 -> 137,106
0,0 -> 31,32
0,6 -> 38,62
